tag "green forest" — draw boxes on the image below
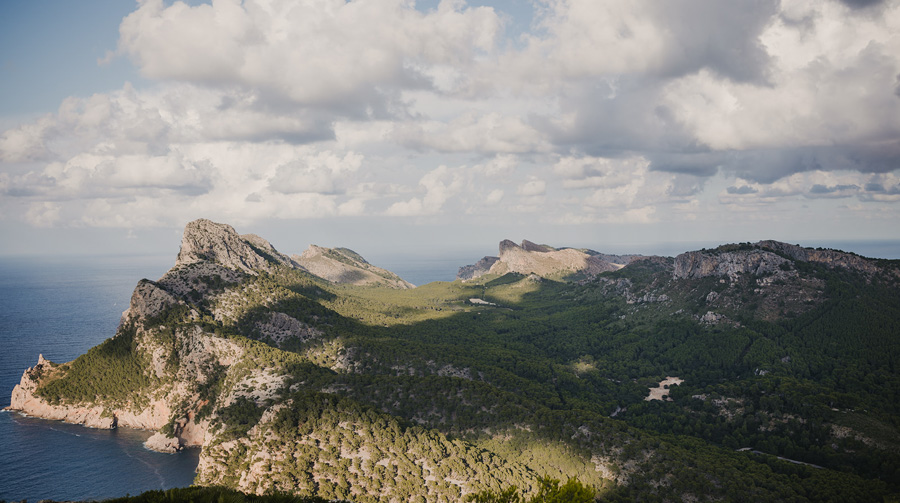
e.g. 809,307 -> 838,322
28,240 -> 900,502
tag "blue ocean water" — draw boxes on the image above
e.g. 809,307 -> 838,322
0,255 -> 198,503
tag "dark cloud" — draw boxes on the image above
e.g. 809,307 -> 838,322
865,182 -> 885,192
839,0 -> 884,9
727,185 -> 758,195
809,184 -> 859,194
648,152 -> 724,177
539,78 -> 704,157
667,175 -> 707,198
652,0 -> 779,84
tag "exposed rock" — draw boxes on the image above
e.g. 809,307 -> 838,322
293,245 -> 414,288
758,240 -> 883,275
120,279 -> 180,325
674,249 -> 789,280
520,239 -> 555,253
156,261 -> 245,298
700,311 -> 728,325
145,432 -> 182,453
675,240 -> 889,281
176,218 -> 296,274
457,256 -> 499,280
254,312 -> 324,347
459,240 -> 640,281
7,355 -> 116,429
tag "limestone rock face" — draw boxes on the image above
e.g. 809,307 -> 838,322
7,355 -> 116,429
457,256 -> 500,280
674,249 -> 789,280
145,432 -> 183,453
459,240 -> 638,281
176,219 -> 296,274
758,240 -> 882,275
673,240 -> 887,280
121,279 -> 180,325
293,245 -> 414,288
254,312 -> 324,347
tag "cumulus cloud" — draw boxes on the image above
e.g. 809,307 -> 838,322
385,165 -> 465,216
514,0 -> 777,84
267,152 -> 362,195
1,0 -> 899,237
116,0 -> 501,114
393,112 -> 548,153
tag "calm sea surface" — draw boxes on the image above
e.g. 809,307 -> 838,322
1,241 -> 896,501
0,255 -> 198,502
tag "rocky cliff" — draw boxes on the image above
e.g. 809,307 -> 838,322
5,219 -> 306,452
176,218 -> 299,274
4,219 -> 412,457
458,239 -> 639,281
673,240 -> 889,280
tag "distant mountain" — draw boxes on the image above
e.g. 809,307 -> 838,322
293,245 -> 415,289
458,239 -> 642,281
7,220 -> 900,502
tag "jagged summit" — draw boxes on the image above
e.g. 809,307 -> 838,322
174,219 -> 413,288
293,245 -> 415,289
459,239 -> 641,281
176,219 -> 298,274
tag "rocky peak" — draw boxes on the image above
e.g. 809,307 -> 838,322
521,240 -> 555,253
176,219 -> 296,274
459,239 -> 631,281
293,245 -> 414,289
498,239 -> 520,253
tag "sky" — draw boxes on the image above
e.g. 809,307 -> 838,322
1,0 -> 899,262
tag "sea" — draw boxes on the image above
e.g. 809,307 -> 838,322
1,241 -> 897,502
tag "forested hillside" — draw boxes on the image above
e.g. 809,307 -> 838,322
10,221 -> 900,502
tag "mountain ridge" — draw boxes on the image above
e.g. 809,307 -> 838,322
6,219 -> 900,502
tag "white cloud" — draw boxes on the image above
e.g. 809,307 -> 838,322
0,116 -> 55,162
517,178 -> 546,197
393,112 -> 549,153
485,189 -> 505,205
385,165 -> 465,216
267,152 -> 362,195
117,0 -> 501,112
1,0 -> 899,245
25,202 -> 61,227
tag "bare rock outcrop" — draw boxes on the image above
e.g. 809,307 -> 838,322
176,218 -> 297,274
293,245 -> 414,288
459,240 -> 638,281
674,249 -> 789,280
674,240 -> 888,280
255,312 -> 323,347
120,279 -> 181,325
7,355 -> 116,429
457,256 -> 500,280
145,432 -> 182,453
758,240 -> 882,275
